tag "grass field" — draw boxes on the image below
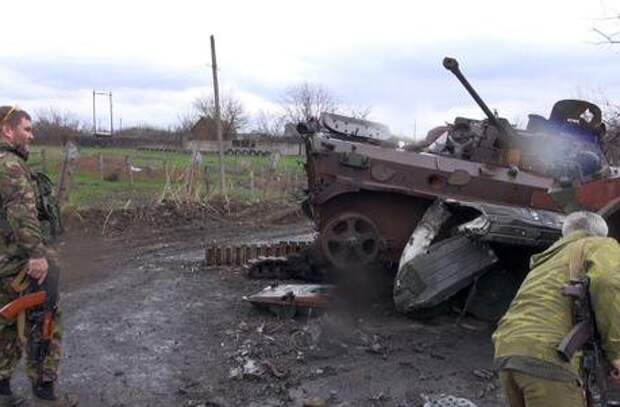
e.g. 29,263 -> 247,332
29,145 -> 307,209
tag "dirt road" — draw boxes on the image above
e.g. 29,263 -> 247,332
10,204 -> 504,406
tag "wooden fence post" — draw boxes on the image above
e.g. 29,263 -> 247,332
262,166 -> 270,200
250,170 -> 255,199
56,142 -> 79,204
203,165 -> 210,194
160,160 -> 170,202
288,171 -> 291,192
41,148 -> 47,174
186,149 -> 203,197
185,161 -> 194,195
99,154 -> 104,181
125,156 -> 134,185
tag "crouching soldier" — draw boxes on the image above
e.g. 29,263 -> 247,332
0,106 -> 76,406
493,211 -> 620,406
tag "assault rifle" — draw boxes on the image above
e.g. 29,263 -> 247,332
0,291 -> 46,319
0,263 -> 59,382
557,277 -> 609,407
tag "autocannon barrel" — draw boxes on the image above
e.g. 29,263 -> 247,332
443,57 -> 501,129
443,57 -> 518,149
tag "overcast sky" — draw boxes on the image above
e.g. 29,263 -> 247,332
3,0 -> 620,137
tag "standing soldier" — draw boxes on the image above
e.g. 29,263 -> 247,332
0,106 -> 76,406
493,211 -> 620,407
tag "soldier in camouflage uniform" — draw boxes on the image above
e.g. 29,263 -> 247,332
493,211 -> 620,407
0,106 -> 76,406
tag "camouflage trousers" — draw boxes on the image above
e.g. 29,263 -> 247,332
0,270 -> 63,384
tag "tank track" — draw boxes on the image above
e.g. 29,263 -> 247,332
245,242 -> 327,282
204,240 -> 327,282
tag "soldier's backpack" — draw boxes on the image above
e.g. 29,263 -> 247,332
32,171 -> 63,241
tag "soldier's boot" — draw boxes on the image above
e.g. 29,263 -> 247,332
0,379 -> 25,407
31,383 -> 77,407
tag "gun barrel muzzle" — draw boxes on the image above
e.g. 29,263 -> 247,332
443,57 -> 459,73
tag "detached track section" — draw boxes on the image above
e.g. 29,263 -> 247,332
205,241 -> 311,266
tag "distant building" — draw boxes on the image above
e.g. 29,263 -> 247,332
189,116 -> 234,141
184,117 -> 303,155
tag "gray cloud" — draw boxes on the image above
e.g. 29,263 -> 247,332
0,57 -> 209,91
288,42 -> 620,133
3,41 -> 620,133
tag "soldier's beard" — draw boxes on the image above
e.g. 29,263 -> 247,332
14,144 -> 29,161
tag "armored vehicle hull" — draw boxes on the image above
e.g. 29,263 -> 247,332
301,108 -> 620,319
298,58 -> 620,319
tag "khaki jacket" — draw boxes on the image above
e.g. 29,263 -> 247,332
493,231 -> 620,377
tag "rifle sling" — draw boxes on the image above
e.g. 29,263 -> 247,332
16,312 -> 26,346
569,241 -> 587,281
10,268 -> 28,293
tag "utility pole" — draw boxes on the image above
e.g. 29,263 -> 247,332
92,90 -> 114,136
109,91 -> 114,135
210,34 -> 226,194
92,90 -> 97,134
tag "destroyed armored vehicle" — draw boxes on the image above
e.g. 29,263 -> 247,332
298,57 -> 620,320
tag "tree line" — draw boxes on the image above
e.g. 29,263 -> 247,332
32,82 -> 371,147
183,81 -> 371,138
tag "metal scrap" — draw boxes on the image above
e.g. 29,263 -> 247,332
244,284 -> 334,317
422,395 -> 478,407
472,368 -> 495,381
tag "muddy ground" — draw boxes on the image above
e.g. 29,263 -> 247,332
11,202 -> 504,406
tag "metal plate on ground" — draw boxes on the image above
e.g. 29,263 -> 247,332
396,235 -> 498,310
243,284 -> 335,310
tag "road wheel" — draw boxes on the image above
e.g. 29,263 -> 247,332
467,269 -> 519,321
320,212 -> 380,270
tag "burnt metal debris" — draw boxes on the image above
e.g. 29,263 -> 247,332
394,200 -> 563,319
244,284 -> 334,317
294,56 -> 620,319
423,395 -> 478,407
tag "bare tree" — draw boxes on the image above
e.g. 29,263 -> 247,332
591,3 -> 620,44
193,93 -> 249,136
253,110 -> 286,137
280,82 -> 340,123
33,107 -> 86,145
175,109 -> 197,134
35,108 -> 84,129
280,82 -> 372,124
